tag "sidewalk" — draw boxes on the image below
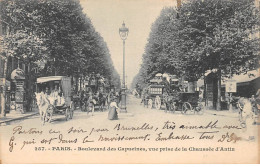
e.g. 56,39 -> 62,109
0,108 -> 38,126
204,109 -> 239,118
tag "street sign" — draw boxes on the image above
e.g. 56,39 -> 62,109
225,80 -> 237,93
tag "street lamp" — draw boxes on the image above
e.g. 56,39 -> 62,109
119,22 -> 129,113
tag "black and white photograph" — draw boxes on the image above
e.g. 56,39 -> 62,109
0,0 -> 259,164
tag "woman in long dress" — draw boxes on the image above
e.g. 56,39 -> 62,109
108,96 -> 119,120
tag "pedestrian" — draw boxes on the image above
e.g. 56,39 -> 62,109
239,97 -> 255,141
140,88 -> 146,105
115,90 -> 120,106
97,90 -> 106,111
87,92 -> 96,116
108,88 -> 116,105
108,95 -> 119,120
255,90 -> 260,115
80,90 -> 85,111
250,95 -> 257,115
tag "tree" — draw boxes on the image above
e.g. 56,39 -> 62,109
0,0 -> 119,116
134,0 -> 259,110
178,0 -> 259,110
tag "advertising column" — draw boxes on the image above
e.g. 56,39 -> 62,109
11,68 -> 26,114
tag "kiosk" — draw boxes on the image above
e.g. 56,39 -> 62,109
11,68 -> 26,113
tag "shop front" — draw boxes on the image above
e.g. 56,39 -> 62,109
198,70 -> 259,110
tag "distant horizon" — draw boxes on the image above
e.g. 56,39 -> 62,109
80,0 -> 177,88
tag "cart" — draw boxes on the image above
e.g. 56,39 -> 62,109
36,76 -> 74,124
173,92 -> 204,114
146,84 -> 204,114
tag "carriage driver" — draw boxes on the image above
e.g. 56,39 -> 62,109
56,92 -> 65,106
50,84 -> 59,105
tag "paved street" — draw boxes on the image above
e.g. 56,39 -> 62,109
0,94 -> 258,163
0,94 -> 243,129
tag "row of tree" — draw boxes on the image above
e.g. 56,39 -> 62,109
0,0 -> 120,116
132,0 -> 259,110
0,0 -> 120,84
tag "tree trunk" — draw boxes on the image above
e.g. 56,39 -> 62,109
27,63 -> 34,112
75,76 -> 78,93
217,69 -> 221,111
203,75 -> 207,107
79,76 -> 82,91
1,58 -> 8,117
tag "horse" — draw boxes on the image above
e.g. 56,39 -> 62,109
97,94 -> 108,112
35,92 -> 54,125
35,92 -> 47,124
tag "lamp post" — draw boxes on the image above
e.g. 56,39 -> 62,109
119,22 -> 129,113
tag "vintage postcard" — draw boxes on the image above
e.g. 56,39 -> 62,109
0,0 -> 259,164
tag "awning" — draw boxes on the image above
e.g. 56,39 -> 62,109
37,76 -> 67,83
198,70 -> 259,87
222,70 -> 259,86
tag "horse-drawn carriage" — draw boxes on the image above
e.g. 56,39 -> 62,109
173,92 -> 204,114
35,76 -> 74,124
144,73 -> 204,114
80,78 -> 109,113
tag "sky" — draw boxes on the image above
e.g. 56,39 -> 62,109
79,0 -> 177,88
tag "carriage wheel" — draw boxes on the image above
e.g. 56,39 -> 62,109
182,102 -> 192,114
155,96 -> 161,110
65,108 -> 70,121
148,99 -> 153,109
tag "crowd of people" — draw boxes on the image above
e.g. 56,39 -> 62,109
75,87 -> 121,119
